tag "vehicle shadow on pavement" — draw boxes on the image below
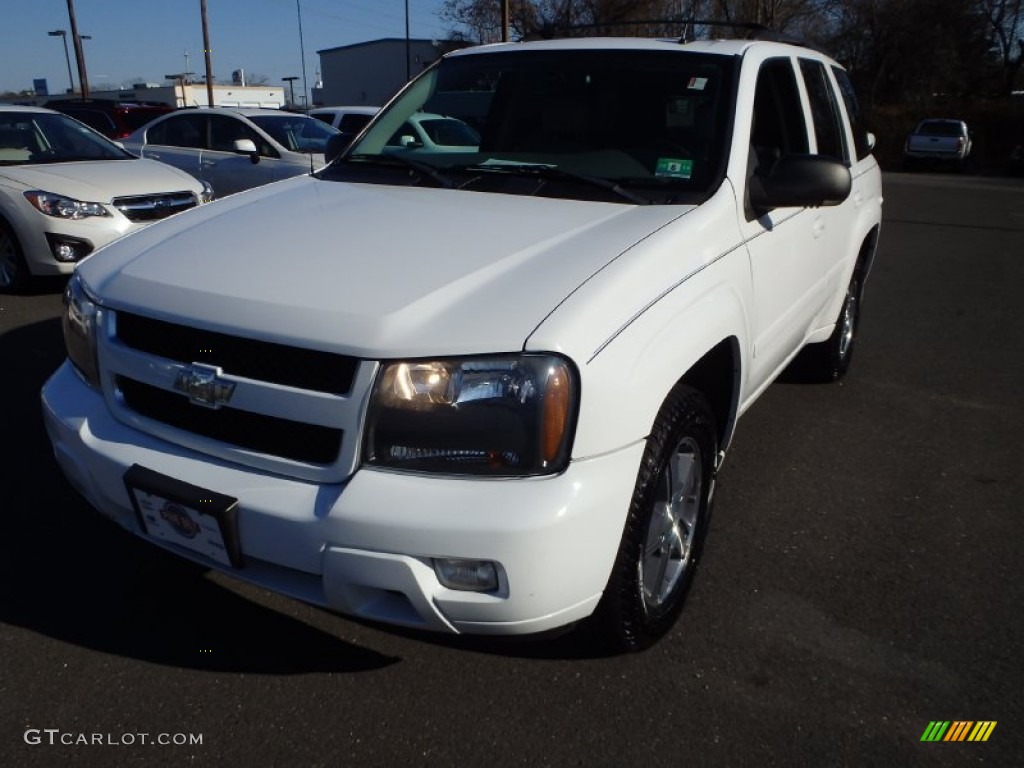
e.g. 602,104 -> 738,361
1,317 -> 397,675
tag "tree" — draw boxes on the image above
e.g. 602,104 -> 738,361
980,0 -> 1024,93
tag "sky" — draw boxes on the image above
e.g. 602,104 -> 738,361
1,0 -> 452,96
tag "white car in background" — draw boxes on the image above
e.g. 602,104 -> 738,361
0,105 -> 212,292
309,106 -> 379,134
123,107 -> 338,197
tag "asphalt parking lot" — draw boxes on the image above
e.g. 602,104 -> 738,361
2,172 -> 1022,767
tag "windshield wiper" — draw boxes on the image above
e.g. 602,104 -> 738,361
456,163 -> 651,205
345,153 -> 455,189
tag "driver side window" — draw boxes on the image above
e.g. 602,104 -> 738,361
750,58 -> 809,175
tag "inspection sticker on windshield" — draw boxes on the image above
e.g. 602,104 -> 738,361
687,76 -> 709,90
656,158 -> 693,179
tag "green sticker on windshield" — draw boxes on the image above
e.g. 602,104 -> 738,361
655,158 -> 693,179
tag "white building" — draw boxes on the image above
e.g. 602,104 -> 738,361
34,83 -> 285,109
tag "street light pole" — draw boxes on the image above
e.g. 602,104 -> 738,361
48,30 -> 75,94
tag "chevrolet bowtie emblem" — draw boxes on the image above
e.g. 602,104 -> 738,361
174,362 -> 236,409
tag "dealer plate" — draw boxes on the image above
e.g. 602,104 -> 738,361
123,464 -> 243,568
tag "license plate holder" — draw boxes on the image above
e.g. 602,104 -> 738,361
124,464 -> 243,568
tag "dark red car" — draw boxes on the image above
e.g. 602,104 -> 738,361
44,99 -> 173,140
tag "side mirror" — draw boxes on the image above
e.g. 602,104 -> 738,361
325,132 -> 355,164
749,154 -> 851,212
233,138 -> 260,164
399,135 -> 423,149
866,132 -> 876,152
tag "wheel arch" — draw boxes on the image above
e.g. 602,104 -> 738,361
567,270 -> 750,463
678,336 -> 741,456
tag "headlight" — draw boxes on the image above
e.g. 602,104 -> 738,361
62,274 -> 101,388
365,355 -> 577,476
199,181 -> 215,204
24,191 -> 110,220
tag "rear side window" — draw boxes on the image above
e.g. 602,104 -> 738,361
338,113 -> 373,133
121,109 -> 170,132
147,114 -> 205,148
831,67 -> 871,161
799,58 -> 848,164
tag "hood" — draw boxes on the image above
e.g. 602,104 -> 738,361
79,177 -> 689,358
1,158 -> 202,202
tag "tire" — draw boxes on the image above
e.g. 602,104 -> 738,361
591,385 -> 717,652
795,262 -> 863,382
0,220 -> 29,293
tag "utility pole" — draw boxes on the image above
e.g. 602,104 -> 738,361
501,0 -> 509,42
201,0 -> 215,107
65,0 -> 89,98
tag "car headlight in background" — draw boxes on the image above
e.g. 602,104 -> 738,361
62,274 -> 101,388
24,190 -> 110,220
199,181 -> 215,204
366,355 -> 578,476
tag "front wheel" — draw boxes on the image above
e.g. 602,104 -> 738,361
591,385 -> 717,652
0,221 -> 29,293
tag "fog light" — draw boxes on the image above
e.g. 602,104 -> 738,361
433,558 -> 499,592
45,233 -> 93,263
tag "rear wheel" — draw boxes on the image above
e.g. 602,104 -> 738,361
591,385 -> 717,652
0,221 -> 29,293
796,263 -> 863,382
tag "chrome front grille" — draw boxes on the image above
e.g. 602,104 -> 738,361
99,310 -> 377,482
112,191 -> 197,222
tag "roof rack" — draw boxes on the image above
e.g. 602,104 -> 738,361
524,17 -> 809,47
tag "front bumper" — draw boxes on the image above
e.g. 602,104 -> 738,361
42,361 -> 644,636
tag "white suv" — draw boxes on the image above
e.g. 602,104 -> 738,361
42,37 -> 882,651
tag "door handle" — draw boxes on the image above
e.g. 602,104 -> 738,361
812,218 -> 825,239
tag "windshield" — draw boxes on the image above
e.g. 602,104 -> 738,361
249,114 -> 338,154
0,111 -> 133,165
323,48 -> 736,204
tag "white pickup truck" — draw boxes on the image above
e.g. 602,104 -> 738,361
43,36 -> 883,651
903,118 -> 972,170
